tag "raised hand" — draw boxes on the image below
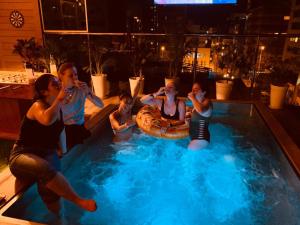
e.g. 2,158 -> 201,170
126,119 -> 136,128
75,80 -> 91,95
156,87 -> 165,96
187,92 -> 195,101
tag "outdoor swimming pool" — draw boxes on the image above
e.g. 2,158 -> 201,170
3,102 -> 300,225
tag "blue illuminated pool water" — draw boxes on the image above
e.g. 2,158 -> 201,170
3,103 -> 300,225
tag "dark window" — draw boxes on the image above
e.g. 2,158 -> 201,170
294,9 -> 300,18
40,0 -> 87,30
292,22 -> 300,30
287,46 -> 300,54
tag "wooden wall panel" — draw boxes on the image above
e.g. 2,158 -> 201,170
0,0 -> 43,70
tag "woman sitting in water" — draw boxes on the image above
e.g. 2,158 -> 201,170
187,82 -> 212,150
9,74 -> 97,214
109,78 -> 142,142
140,81 -> 186,125
58,63 -> 104,150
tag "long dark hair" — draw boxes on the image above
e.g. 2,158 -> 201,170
34,74 -> 56,101
119,91 -> 132,102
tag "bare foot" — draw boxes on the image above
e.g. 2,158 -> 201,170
78,199 -> 97,212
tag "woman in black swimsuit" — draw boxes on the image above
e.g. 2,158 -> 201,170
187,82 -> 212,150
140,81 -> 186,125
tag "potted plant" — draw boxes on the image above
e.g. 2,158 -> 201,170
269,59 -> 298,109
13,37 -> 46,81
83,42 -> 109,99
43,39 -> 69,76
129,37 -> 152,96
165,34 -> 186,86
214,42 -> 235,100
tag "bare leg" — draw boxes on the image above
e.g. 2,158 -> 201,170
46,173 -> 97,212
188,140 -> 209,151
46,200 -> 61,214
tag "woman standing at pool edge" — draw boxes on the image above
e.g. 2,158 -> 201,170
9,74 -> 97,213
187,82 -> 212,150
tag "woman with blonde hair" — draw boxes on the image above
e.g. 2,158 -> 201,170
58,63 -> 104,150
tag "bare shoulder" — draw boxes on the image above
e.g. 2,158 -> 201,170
31,101 -> 47,113
26,101 -> 46,119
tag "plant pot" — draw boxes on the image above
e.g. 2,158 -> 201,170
91,74 -> 108,99
269,84 -> 288,109
165,77 -> 179,86
216,80 -> 233,100
129,76 -> 144,96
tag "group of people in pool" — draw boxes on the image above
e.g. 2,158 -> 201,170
8,64 -> 212,215
110,79 -> 212,150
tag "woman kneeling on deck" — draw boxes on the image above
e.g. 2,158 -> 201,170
109,78 -> 142,142
187,82 -> 212,150
9,74 -> 97,214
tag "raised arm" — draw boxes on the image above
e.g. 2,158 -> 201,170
140,87 -> 165,107
132,77 -> 142,103
87,93 -> 104,108
109,111 -> 135,133
77,80 -> 104,108
30,89 -> 66,125
188,92 -> 210,114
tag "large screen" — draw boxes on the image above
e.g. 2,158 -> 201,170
154,0 -> 237,4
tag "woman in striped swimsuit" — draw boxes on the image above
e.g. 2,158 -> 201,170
187,82 -> 212,150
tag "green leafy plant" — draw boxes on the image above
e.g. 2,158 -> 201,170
130,37 -> 153,76
13,37 -> 46,71
269,57 -> 299,86
166,34 -> 186,78
83,39 -> 111,75
43,39 -> 69,69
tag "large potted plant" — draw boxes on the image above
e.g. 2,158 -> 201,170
129,37 -> 152,96
165,34 -> 186,86
269,60 -> 298,109
84,42 -> 109,99
13,37 -> 46,81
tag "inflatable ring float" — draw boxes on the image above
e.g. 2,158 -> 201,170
136,105 -> 189,139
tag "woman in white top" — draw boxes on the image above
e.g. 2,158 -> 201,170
58,63 -> 104,150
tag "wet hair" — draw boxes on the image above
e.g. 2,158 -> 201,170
34,74 -> 56,101
58,62 -> 75,79
193,81 -> 209,95
119,91 -> 132,101
193,82 -> 203,90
